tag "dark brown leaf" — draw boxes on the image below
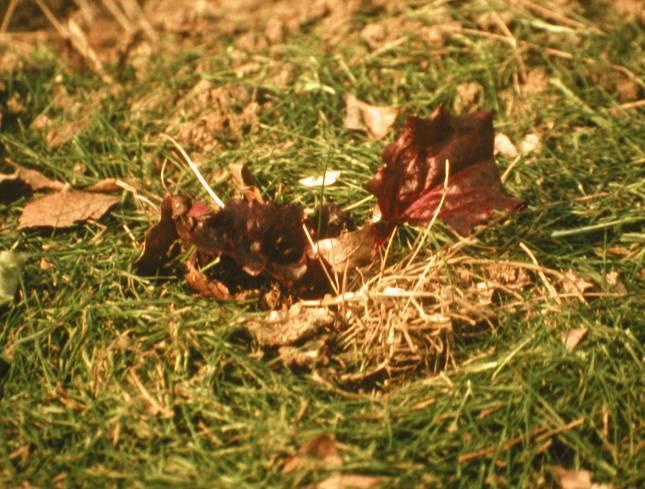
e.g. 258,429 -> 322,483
188,198 -> 310,284
18,190 -> 119,229
229,163 -> 263,202
135,195 -> 180,274
366,106 -> 525,235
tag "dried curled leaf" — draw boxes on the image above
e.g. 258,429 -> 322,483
367,106 -> 525,235
188,199 -> 309,284
344,93 -> 398,140
316,224 -> 378,275
135,194 -> 180,274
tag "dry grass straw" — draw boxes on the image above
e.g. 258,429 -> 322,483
305,223 -> 597,382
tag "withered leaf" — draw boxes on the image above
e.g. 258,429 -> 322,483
283,434 -> 342,474
316,224 -> 378,275
551,467 -> 593,489
366,106 -> 525,235
18,190 -> 119,229
278,339 -> 328,369
135,194 -> 180,274
317,474 -> 381,489
0,165 -> 65,204
559,328 -> 588,351
229,163 -> 263,202
189,198 -> 309,284
246,302 -> 334,347
344,94 -> 398,140
494,133 -> 518,158
299,170 -> 341,188
84,178 -> 126,193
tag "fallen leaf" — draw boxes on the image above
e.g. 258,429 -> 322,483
187,198 -> 310,284
84,178 -> 125,193
316,224 -> 378,275
247,302 -> 335,347
299,170 -> 341,188
522,68 -> 550,96
344,94 -> 398,140
135,194 -> 182,274
519,133 -> 541,155
0,251 -> 21,306
604,270 -> 626,294
18,190 -> 119,229
559,328 -> 588,351
229,164 -> 263,202
613,0 -> 645,23
317,474 -> 380,489
6,94 -> 24,114
0,165 -> 65,204
366,106 -> 525,235
494,133 -> 519,158
453,82 -> 483,113
283,434 -> 342,474
551,467 -> 592,489
562,270 -> 594,297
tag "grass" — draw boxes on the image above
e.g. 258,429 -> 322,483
1,1 -> 643,487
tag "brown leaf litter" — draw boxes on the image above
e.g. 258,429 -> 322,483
0,163 -> 64,204
559,328 -> 588,351
164,80 -> 260,157
453,82 -> 484,114
134,106 -> 566,380
344,94 -> 398,140
18,190 -> 119,230
282,434 -> 342,474
550,466 -> 612,489
1,162 -> 121,229
282,434 -> 380,488
29,84 -> 108,149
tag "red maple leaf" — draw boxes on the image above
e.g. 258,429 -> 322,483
367,106 -> 525,235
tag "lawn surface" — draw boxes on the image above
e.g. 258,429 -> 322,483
0,1 -> 643,487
